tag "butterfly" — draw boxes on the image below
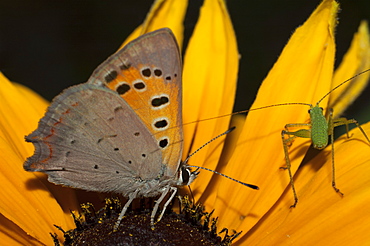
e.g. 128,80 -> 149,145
24,28 -> 198,229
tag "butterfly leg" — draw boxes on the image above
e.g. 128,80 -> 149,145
150,186 -> 174,229
157,187 -> 178,223
114,189 -> 139,231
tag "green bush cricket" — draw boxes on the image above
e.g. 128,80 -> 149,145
243,69 -> 370,207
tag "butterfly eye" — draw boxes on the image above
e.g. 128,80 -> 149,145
178,167 -> 198,186
179,166 -> 190,185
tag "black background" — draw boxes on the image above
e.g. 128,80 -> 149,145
1,0 -> 370,124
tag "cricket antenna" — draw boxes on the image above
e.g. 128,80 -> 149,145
184,127 -> 259,190
317,68 -> 370,105
181,69 -> 370,128
182,102 -> 312,127
183,127 -> 235,164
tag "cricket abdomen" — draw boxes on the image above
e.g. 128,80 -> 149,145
310,105 -> 328,149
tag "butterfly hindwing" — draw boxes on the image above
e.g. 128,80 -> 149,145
24,84 -> 163,194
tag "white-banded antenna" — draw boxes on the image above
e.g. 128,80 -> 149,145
184,127 -> 259,190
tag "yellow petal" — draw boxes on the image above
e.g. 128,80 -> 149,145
13,82 -> 49,116
329,20 -> 370,118
0,136 -> 76,244
218,114 -> 246,166
0,73 -> 48,159
120,0 -> 188,49
0,214 -> 42,245
0,74 -> 77,243
213,0 -> 339,236
244,121 -> 370,245
182,0 -> 238,205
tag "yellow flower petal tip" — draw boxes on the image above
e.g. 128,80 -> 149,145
330,20 -> 370,117
120,0 -> 188,49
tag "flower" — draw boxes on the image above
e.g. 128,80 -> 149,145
1,0 -> 370,245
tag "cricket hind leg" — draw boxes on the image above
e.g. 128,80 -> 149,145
332,117 -> 370,143
330,114 -> 370,196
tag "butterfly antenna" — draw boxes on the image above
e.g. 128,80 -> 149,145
187,165 -> 259,190
184,127 -> 259,190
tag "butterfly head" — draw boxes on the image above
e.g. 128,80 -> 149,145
176,165 -> 199,186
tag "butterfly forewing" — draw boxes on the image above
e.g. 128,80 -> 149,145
24,84 -> 163,194
87,28 -> 183,177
